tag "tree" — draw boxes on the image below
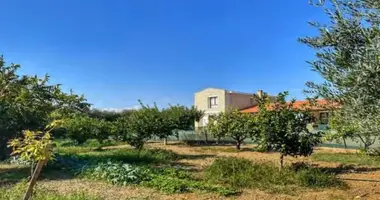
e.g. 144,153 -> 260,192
62,116 -> 98,145
8,121 -> 59,200
0,56 -> 89,160
164,105 -> 204,141
256,92 -> 323,169
207,110 -> 258,150
87,108 -> 133,122
126,101 -> 171,149
326,111 -> 357,149
300,0 -> 380,150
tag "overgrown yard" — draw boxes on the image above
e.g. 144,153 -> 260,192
1,141 -> 380,200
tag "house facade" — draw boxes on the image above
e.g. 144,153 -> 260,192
194,88 -> 274,128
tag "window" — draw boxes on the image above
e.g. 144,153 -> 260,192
209,96 -> 218,108
319,112 -> 329,124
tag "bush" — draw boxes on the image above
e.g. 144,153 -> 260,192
205,157 -> 344,192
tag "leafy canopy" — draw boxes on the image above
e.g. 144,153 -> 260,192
300,0 -> 380,149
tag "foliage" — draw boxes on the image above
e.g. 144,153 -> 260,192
205,157 -> 344,193
300,0 -> 380,150
0,56 -> 89,160
125,101 -> 172,149
7,121 -> 60,178
87,108 -> 133,122
164,105 -> 204,140
86,161 -> 150,185
207,110 -> 258,150
62,116 -> 113,145
255,92 -> 323,168
325,112 -> 357,148
114,115 -> 130,142
8,130 -> 54,164
56,147 -> 178,165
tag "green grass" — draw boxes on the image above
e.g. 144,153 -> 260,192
312,153 -> 380,166
204,157 -> 345,194
56,146 -> 178,165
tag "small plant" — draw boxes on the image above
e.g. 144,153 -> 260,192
86,161 -> 150,185
7,121 -> 60,200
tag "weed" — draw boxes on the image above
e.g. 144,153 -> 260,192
297,168 -> 344,188
205,157 -> 345,193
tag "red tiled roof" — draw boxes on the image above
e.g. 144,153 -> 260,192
240,99 -> 339,113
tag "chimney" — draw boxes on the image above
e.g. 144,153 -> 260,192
257,90 -> 263,98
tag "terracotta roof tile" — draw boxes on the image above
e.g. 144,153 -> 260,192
240,99 -> 339,113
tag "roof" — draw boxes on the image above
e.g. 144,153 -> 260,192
240,99 -> 340,113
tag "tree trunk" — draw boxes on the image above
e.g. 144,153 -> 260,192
279,154 -> 284,170
236,141 -> 241,150
204,131 -> 208,144
164,138 -> 167,145
343,137 -> 347,149
23,160 -> 46,200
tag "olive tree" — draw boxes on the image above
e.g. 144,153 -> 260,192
300,0 -> 380,150
207,110 -> 258,150
256,92 -> 323,169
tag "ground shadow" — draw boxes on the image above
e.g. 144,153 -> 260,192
179,154 -> 216,160
320,164 -> 380,174
0,165 -> 74,187
291,162 -> 380,174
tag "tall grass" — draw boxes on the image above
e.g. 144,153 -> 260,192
204,157 -> 345,194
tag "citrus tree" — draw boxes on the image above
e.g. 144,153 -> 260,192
256,92 -> 323,169
164,105 -> 204,141
207,110 -> 258,150
125,101 -> 172,149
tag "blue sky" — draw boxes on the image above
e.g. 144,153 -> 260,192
0,0 -> 326,109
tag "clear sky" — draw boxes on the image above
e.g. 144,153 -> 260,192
0,0 -> 326,109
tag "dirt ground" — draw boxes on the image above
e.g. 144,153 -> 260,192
27,143 -> 380,199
